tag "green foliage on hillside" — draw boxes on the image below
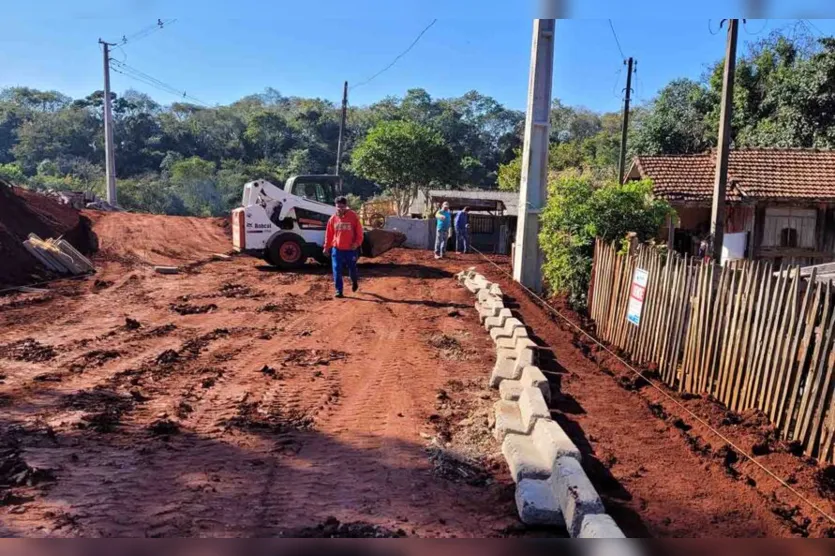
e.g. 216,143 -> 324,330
0,87 -> 523,215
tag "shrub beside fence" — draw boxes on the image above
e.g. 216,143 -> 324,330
589,239 -> 835,463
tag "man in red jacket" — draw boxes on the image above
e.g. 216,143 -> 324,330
324,196 -> 364,298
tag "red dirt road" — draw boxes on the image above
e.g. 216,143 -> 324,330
0,213 -> 521,537
5,210 -> 835,538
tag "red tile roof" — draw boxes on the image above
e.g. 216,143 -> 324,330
631,149 -> 835,203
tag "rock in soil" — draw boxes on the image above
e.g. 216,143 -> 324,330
278,516 -> 407,538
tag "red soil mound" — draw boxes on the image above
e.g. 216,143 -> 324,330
0,181 -> 96,288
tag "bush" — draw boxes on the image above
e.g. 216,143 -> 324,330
539,173 -> 671,308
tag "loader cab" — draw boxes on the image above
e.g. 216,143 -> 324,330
284,175 -> 342,206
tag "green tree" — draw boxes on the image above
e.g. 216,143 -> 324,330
539,174 -> 671,307
352,120 -> 456,215
497,150 -> 522,192
169,156 -> 221,216
631,78 -> 713,155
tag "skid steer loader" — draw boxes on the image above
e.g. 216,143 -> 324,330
231,175 -> 405,269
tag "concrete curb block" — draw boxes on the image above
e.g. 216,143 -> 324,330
578,514 -> 627,539
485,309 -> 513,331
532,419 -> 581,465
496,331 -> 531,351
552,456 -> 606,538
518,387 -> 550,431
493,400 -> 528,441
498,379 -> 524,401
516,478 -> 565,526
521,366 -> 551,403
502,432 -> 551,482
489,318 -> 525,341
453,273 -> 627,539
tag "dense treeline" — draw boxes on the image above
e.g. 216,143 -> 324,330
499,31 -> 835,190
0,87 -> 524,215
0,29 -> 833,218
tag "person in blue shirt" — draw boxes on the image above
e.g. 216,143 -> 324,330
455,206 -> 470,254
434,201 -> 451,259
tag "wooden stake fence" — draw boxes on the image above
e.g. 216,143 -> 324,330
589,239 -> 835,463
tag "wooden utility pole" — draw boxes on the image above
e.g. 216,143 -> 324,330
709,19 -> 739,260
335,81 -> 348,176
99,39 -> 117,206
513,19 -> 555,292
617,57 -> 634,184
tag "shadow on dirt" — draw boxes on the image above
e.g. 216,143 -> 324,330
0,410 -> 533,538
254,262 -> 453,280
353,293 -> 470,310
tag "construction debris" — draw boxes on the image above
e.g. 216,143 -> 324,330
22,234 -> 95,276
154,266 -> 180,275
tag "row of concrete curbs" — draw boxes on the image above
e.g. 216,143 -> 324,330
456,268 -> 627,539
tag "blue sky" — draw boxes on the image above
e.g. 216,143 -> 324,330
2,1 -> 835,113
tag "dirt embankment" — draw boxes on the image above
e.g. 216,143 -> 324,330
0,183 -> 96,288
474,257 -> 835,538
82,211 -> 231,267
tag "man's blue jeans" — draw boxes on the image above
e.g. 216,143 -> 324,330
435,228 -> 449,257
456,229 -> 469,253
331,248 -> 358,294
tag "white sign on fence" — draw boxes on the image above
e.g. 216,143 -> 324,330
626,268 -> 649,326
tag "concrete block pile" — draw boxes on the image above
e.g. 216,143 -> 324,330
455,267 -> 627,539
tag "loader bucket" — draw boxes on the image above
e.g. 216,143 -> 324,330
361,228 -> 407,258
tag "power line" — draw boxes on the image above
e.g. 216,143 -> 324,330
743,19 -> 769,35
110,59 -> 208,106
109,18 -> 177,47
803,19 -> 826,38
708,19 -> 722,36
607,19 -> 626,61
350,19 -> 438,91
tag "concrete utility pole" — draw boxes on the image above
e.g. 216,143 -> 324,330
99,39 -> 117,206
513,18 -> 555,292
709,19 -> 739,260
617,57 -> 634,185
335,81 -> 348,176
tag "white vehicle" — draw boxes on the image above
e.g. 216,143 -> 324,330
232,175 -> 404,269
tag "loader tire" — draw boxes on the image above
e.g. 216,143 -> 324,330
266,233 -> 306,270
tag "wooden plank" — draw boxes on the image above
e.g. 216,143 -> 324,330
681,262 -> 703,392
669,256 -> 693,387
652,250 -> 674,363
694,263 -> 714,394
790,280 -> 828,442
818,362 -> 835,463
704,264 -> 729,396
754,264 -> 788,410
713,267 -> 739,400
719,265 -> 748,406
684,262 -> 701,393
774,270 -> 818,432
743,261 -> 774,410
605,247 -> 624,343
635,249 -> 654,364
800,282 -> 835,455
761,267 -> 795,415
721,264 -> 751,406
660,256 -> 683,383
675,257 -> 696,390
730,263 -> 761,411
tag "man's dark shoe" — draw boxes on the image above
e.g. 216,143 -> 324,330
352,281 -> 359,293
334,291 -> 344,298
